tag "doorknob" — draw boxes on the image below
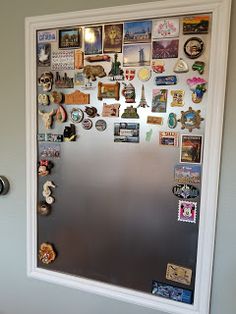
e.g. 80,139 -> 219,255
0,176 -> 10,195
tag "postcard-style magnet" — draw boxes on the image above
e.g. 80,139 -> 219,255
121,105 -> 139,119
166,263 -> 192,286
114,123 -> 139,143
39,243 -> 56,264
38,72 -> 53,92
51,50 -> 74,71
152,89 -> 167,113
37,43 -> 51,67
192,61 -> 205,75
55,72 -> 74,88
83,65 -> 106,81
153,39 -> 179,59
38,160 -> 53,177
64,90 -> 90,105
168,113 -> 177,129
103,24 -> 123,53
102,103 -> 120,117
38,93 -> 49,106
187,77 -> 207,103
82,118 -> 93,130
38,30 -> 57,43
151,281 -> 193,304
183,15 -> 209,34
173,58 -> 189,73
38,201 -> 51,216
98,82 -> 120,101
178,200 -> 197,223
147,116 -> 163,125
122,83 -> 136,103
42,180 -> 56,205
84,26 -> 102,55
155,75 -> 177,86
137,68 -> 151,82
152,60 -> 165,73
138,84 -> 149,108
49,91 -> 63,104
95,120 -> 107,131
59,28 -> 82,49
75,50 -> 84,69
63,124 -> 76,141
153,18 -> 179,38
84,106 -> 99,118
108,53 -> 124,81
56,105 -> 67,123
123,43 -> 151,67
159,131 -> 178,146
124,20 -> 152,44
174,164 -> 201,184
125,69 -> 136,81
184,37 -> 204,59
172,184 -> 199,199
70,108 -> 84,123
171,90 -> 185,107
74,72 -> 85,86
178,107 -> 204,132
38,109 -> 55,129
180,135 -> 203,164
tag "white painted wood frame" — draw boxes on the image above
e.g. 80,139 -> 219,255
25,0 -> 231,313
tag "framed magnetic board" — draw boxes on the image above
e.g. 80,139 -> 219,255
25,0 -> 231,313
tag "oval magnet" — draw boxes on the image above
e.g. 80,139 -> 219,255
172,184 -> 199,199
184,37 -> 204,59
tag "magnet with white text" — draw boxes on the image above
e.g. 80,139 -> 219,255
108,53 -> 124,81
171,90 -> 185,107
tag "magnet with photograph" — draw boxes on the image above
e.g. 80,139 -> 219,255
152,18 -> 179,38
103,24 -> 123,53
178,107 -> 204,132
152,39 -> 179,59
183,15 -> 209,34
37,43 -> 51,67
123,43 -> 151,67
174,164 -> 201,184
152,89 -> 168,113
124,20 -> 152,44
58,28 -> 82,49
114,123 -> 139,143
159,131 -> 178,147
180,134 -> 203,164
84,26 -> 102,55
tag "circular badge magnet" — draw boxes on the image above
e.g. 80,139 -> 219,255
184,37 -> 204,59
95,119 -> 107,131
82,118 -> 93,130
137,68 -> 152,82
70,108 -> 84,123
0,176 -> 10,195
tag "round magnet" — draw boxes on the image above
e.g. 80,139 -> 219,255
82,118 -> 93,130
95,119 -> 107,131
137,68 -> 152,81
70,108 -> 84,123
38,201 -> 51,216
0,176 -> 10,195
184,37 -> 204,59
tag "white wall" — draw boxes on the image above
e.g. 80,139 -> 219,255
0,0 -> 235,313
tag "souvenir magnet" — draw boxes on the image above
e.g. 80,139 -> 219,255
84,106 -> 99,118
168,113 -> 177,129
37,30 -> 57,43
187,77 -> 207,103
39,143 -> 61,159
152,281 -> 193,304
38,134 -> 63,143
122,83 -> 135,103
83,65 -> 106,81
152,89 -> 167,113
37,43 -> 51,67
124,20 -> 152,44
174,164 -> 201,184
137,68 -> 151,82
171,90 -> 185,107
192,61 -> 205,75
173,58 -> 189,73
95,120 -> 107,131
138,84 -> 149,108
51,50 -> 74,71
180,135 -> 203,164
38,160 -> 53,177
58,28 -> 82,49
178,107 -> 204,132
63,124 -> 76,141
145,129 -> 153,142
152,60 -> 165,73
85,55 -> 111,62
39,243 -> 56,264
172,184 -> 199,199
38,72 -> 53,92
0,176 -> 10,196
108,53 -> 124,81
123,43 -> 151,67
75,50 -> 84,69
84,26 -> 102,55
147,116 -> 163,125
98,82 -> 120,101
74,72 -> 85,86
55,72 -> 74,88
82,119 -> 93,130
49,91 -> 63,104
38,109 -> 55,129
38,201 -> 51,216
103,24 -> 123,53
102,103 -> 120,117
184,37 -> 204,59
166,263 -> 192,286
178,200 -> 197,223
125,69 -> 136,81
152,39 -> 179,59
183,15 -> 209,34
114,123 -> 139,143
159,131 -> 178,146
38,93 -> 49,106
152,18 -> 180,38
42,180 -> 56,204
70,108 -> 84,123
64,90 -> 90,105
155,75 -> 177,86
121,106 -> 139,119
56,105 -> 67,123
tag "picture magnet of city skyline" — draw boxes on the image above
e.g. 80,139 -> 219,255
123,44 -> 151,67
124,20 -> 152,44
84,26 -> 102,55
152,18 -> 179,38
183,15 -> 209,34
152,39 -> 179,59
58,28 -> 82,49
103,24 -> 123,53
